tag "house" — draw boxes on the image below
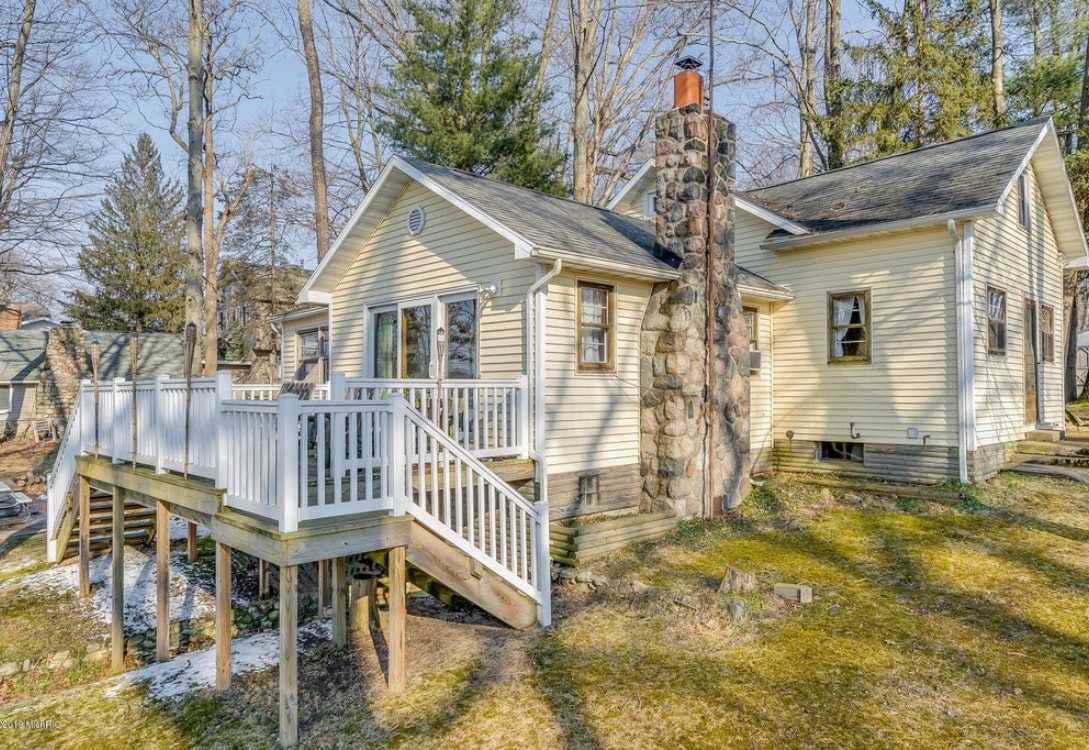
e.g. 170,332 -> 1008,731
291,72 -> 1087,520
0,324 -> 184,438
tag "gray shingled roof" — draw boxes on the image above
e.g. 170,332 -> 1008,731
85,332 -> 185,380
0,331 -> 47,383
743,119 -> 1047,233
404,157 -> 681,275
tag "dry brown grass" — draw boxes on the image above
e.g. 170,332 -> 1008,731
0,472 -> 1087,749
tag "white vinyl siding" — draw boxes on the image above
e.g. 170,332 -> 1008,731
734,212 -> 959,448
327,181 -> 535,379
972,165 -> 1065,445
544,272 -> 651,474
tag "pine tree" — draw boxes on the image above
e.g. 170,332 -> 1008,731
67,134 -> 186,332
378,0 -> 566,194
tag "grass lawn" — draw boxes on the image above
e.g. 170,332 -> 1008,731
0,471 -> 1086,749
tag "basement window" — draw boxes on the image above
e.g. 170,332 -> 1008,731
820,441 -> 864,463
577,474 -> 600,506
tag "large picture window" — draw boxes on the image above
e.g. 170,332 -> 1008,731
577,281 -> 614,371
369,292 -> 478,379
828,290 -> 871,363
987,287 -> 1007,355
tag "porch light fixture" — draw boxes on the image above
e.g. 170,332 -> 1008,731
478,280 -> 500,304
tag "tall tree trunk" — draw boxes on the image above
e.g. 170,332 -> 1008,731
798,0 -> 819,176
186,0 -> 205,371
823,0 -> 843,170
202,66 -> 218,377
297,0 -> 331,261
1079,30 -> 1089,138
990,0 -> 1007,125
0,0 -> 34,219
570,0 -> 595,203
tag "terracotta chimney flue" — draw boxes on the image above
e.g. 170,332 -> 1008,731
673,69 -> 704,109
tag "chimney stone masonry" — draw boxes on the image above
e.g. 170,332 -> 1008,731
639,76 -> 751,518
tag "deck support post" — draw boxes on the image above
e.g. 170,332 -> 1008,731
349,575 -> 376,633
111,486 -> 124,673
156,501 -> 170,663
317,559 -> 329,615
388,546 -> 406,693
215,542 -> 232,691
187,522 -> 198,562
331,557 -> 346,647
280,564 -> 299,748
259,559 -> 271,599
78,476 -> 91,598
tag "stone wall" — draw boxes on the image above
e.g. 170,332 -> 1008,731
639,103 -> 750,518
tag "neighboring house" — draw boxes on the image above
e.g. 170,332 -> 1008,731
0,324 -> 185,437
287,72 -> 1085,519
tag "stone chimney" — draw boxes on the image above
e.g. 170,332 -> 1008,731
37,322 -> 91,423
639,58 -> 751,518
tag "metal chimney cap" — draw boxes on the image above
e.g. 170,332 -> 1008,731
675,54 -> 703,71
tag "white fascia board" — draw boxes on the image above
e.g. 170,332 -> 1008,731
605,160 -> 654,211
761,207 -> 990,251
294,290 -> 331,306
394,158 -> 536,257
531,247 -> 679,282
736,196 -> 809,236
738,284 -> 794,302
298,159 -> 409,301
995,121 -> 1049,213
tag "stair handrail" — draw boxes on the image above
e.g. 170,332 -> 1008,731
46,380 -> 93,557
395,395 -> 549,617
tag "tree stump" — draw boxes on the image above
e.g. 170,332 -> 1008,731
718,565 -> 757,595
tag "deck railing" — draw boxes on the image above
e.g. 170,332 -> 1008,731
47,372 -> 545,620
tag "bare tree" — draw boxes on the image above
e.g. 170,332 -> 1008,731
186,0 -> 205,362
990,0 -> 1008,125
296,0 -> 330,261
1,0 -> 113,302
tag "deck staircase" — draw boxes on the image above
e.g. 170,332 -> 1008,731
61,489 -> 157,561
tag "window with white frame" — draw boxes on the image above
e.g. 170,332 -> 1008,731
1018,174 -> 1031,230
577,281 -> 615,371
296,327 -> 327,381
743,307 -> 758,351
828,290 -> 870,363
987,286 -> 1007,355
1041,305 -> 1055,363
369,292 -> 478,379
643,190 -> 657,219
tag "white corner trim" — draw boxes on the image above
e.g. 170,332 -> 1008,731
951,219 -> 977,483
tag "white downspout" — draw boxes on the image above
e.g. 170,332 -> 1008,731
949,219 -> 976,483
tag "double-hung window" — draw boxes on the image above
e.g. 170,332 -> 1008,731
369,292 -> 478,379
578,281 -> 614,371
828,290 -> 871,363
1041,305 -> 1055,363
296,327 -> 328,380
987,287 -> 1007,355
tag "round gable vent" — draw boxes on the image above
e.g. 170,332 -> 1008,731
406,205 -> 426,235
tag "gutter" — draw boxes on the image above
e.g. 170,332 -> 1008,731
949,219 -> 976,483
763,207 -> 991,252
530,247 -> 677,283
525,259 -> 563,493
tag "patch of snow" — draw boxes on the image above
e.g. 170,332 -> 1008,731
168,516 -> 210,541
3,547 -> 217,633
104,620 -> 332,700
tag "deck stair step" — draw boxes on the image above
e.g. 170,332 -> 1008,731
61,494 -> 159,560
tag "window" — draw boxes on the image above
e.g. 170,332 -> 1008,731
577,474 -> 600,506
369,292 -> 478,379
820,441 -> 864,463
987,287 -> 1007,355
643,190 -> 657,219
577,281 -> 614,371
1018,174 -> 1031,230
1041,305 -> 1055,363
0,384 -> 10,413
828,291 -> 871,363
296,327 -> 327,381
743,307 -> 758,351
